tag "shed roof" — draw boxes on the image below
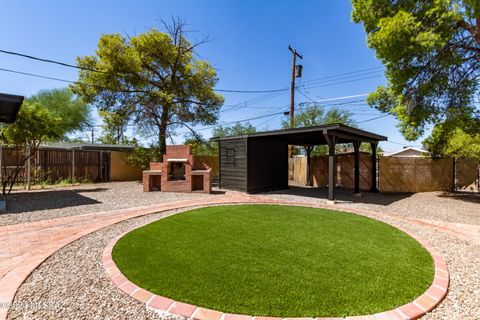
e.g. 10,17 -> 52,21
0,93 -> 24,123
39,142 -> 135,151
213,123 -> 387,145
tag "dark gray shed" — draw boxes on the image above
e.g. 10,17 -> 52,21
214,123 -> 387,200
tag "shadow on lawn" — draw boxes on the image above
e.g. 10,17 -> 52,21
263,185 -> 413,206
3,188 -> 107,214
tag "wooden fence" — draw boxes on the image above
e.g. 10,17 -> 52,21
379,157 -> 454,192
290,153 -> 372,191
456,158 -> 479,190
291,155 -> 479,193
0,145 -> 107,185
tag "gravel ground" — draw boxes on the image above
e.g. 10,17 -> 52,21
7,185 -> 480,319
0,182 -> 213,226
7,208 -> 188,320
264,186 -> 480,225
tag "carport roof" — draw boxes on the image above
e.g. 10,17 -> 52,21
213,123 -> 387,145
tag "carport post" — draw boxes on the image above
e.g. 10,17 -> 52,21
324,134 -> 336,201
353,140 -> 360,195
370,142 -> 379,192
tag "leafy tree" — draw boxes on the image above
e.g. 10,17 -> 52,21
26,88 -> 90,140
281,105 -> 358,156
352,0 -> 480,142
442,129 -> 480,159
0,103 -> 62,194
126,138 -> 162,170
185,122 -> 257,155
213,122 -> 257,137
71,19 -> 224,155
285,105 -> 357,129
97,110 -> 129,144
424,118 -> 480,158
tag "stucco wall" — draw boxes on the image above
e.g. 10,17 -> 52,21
110,151 -> 143,181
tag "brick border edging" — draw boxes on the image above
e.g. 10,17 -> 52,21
102,201 -> 449,320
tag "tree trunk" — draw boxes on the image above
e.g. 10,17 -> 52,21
158,105 -> 170,155
158,127 -> 167,156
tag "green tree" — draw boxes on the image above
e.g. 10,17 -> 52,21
26,88 -> 90,140
424,119 -> 480,158
352,0 -> 480,142
282,105 -> 358,155
213,122 -> 257,137
185,122 -> 257,155
97,110 -> 129,144
284,105 -> 357,129
442,129 -> 480,159
0,103 -> 62,194
71,19 -> 224,155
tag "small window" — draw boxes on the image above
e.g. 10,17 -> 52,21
226,148 -> 235,165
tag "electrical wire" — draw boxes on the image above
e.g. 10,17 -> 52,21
357,114 -> 389,123
301,66 -> 384,84
0,49 -> 99,72
0,48 -> 386,96
0,48 -> 290,94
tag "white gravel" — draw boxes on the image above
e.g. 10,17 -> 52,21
264,186 -> 480,225
7,208 -> 188,320
6,184 -> 480,319
0,182 -> 213,226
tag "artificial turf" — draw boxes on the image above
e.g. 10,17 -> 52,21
112,204 -> 433,317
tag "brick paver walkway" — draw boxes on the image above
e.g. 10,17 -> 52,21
0,193 -> 279,319
0,193 -> 476,319
403,217 -> 480,245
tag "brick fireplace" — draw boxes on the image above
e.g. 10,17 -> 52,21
143,145 -> 212,193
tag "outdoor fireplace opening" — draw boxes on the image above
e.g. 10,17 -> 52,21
168,161 -> 186,181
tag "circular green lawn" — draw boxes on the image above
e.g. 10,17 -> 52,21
112,205 -> 433,317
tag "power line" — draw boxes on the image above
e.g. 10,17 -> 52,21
0,48 -> 385,103
0,48 -> 290,94
308,93 -> 370,103
213,88 -> 288,93
0,67 -> 146,93
301,66 -> 384,86
357,114 -> 389,123
0,49 -> 100,72
300,74 -> 384,91
0,48 -> 386,95
185,111 -> 288,134
0,67 -> 74,84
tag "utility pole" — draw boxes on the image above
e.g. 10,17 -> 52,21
288,45 -> 303,158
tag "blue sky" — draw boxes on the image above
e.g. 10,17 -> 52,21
0,0 -> 426,151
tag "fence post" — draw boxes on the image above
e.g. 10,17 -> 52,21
453,157 -> 457,191
0,144 -> 3,183
36,149 -> 39,182
25,144 -> 31,190
72,148 -> 75,185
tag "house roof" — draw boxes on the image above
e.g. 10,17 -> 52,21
384,146 -> 429,157
213,123 -> 387,145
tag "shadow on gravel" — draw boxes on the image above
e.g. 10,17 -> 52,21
437,191 -> 480,204
2,188 -> 107,213
263,186 -> 412,206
